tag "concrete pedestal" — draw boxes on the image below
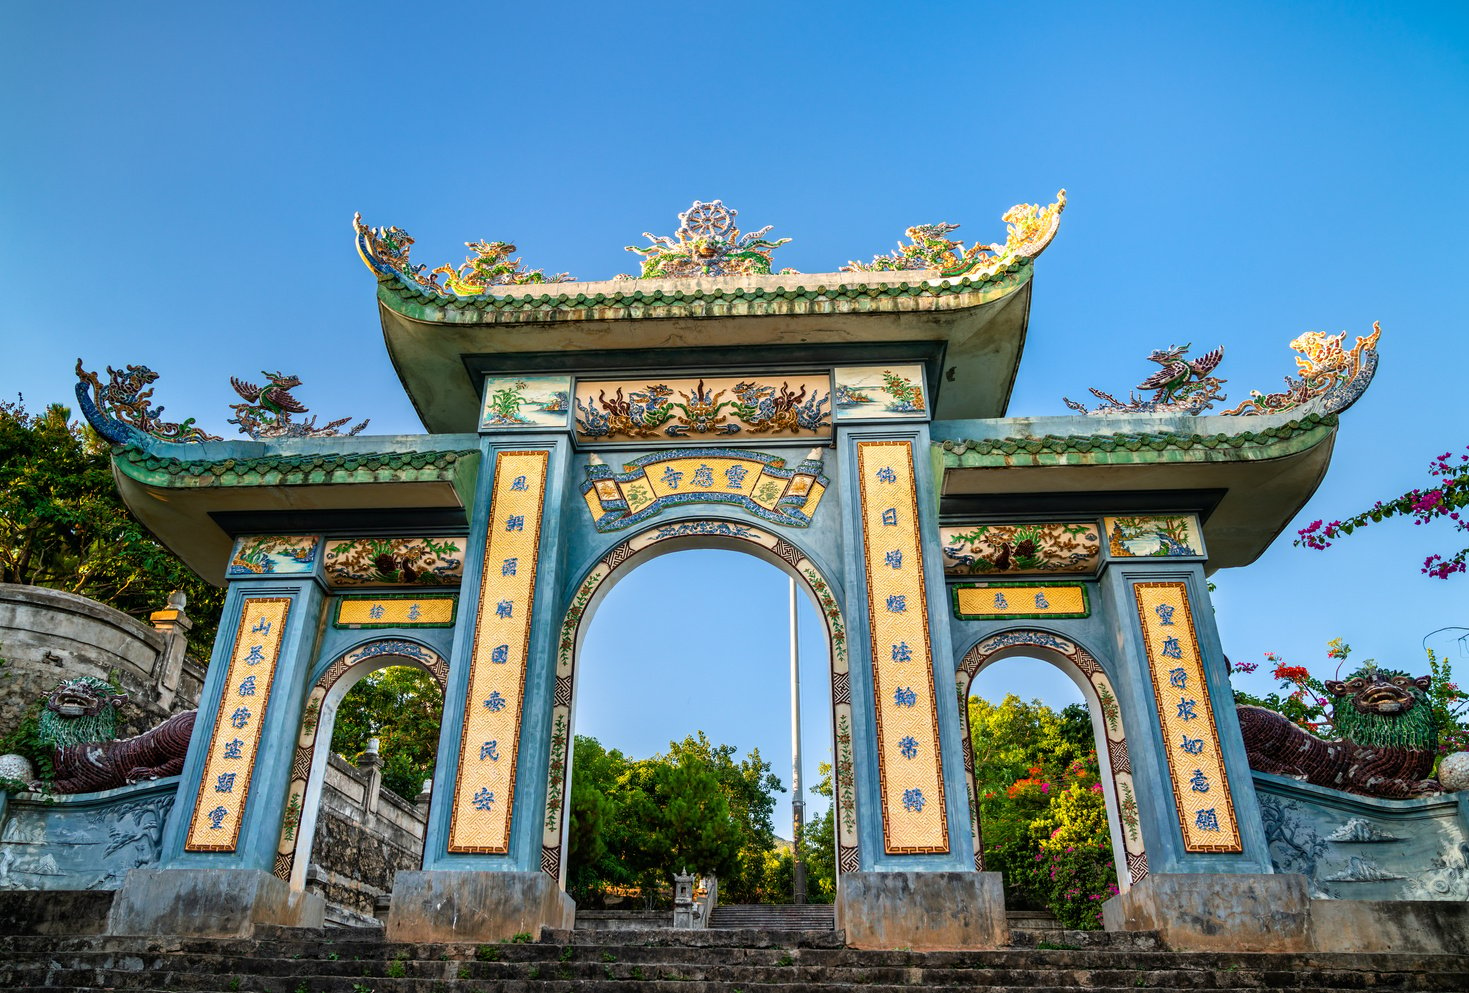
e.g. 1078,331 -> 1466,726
1102,872 -> 1309,952
836,871 -> 1006,949
108,867 -> 324,937
386,870 -> 576,943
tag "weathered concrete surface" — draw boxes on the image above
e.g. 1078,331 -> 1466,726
0,584 -> 203,741
836,870 -> 1006,949
1103,872 -> 1309,951
385,870 -> 575,943
1309,898 -> 1469,954
106,867 -> 324,937
0,890 -> 113,935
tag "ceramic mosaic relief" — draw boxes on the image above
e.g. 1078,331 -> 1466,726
581,448 -> 827,530
322,537 -> 467,588
573,374 -> 832,445
449,451 -> 548,854
1133,582 -> 1241,853
185,597 -> 290,851
856,441 -> 948,854
833,365 -> 929,421
940,523 -> 1101,576
480,375 -> 572,430
1105,515 -> 1204,558
227,536 -> 320,577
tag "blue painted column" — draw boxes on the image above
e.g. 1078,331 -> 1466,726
157,576 -> 326,871
837,423 -> 974,872
1097,561 -> 1272,875
421,434 -> 571,873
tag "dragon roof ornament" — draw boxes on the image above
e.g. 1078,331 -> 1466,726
844,190 -> 1067,278
75,360 -> 221,445
624,200 -> 792,278
353,213 -> 572,295
75,362 -> 368,445
1221,323 -> 1381,417
1062,324 -> 1380,419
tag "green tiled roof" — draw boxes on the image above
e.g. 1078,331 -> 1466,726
115,446 -> 480,487
376,258 -> 1035,324
937,413 -> 1337,468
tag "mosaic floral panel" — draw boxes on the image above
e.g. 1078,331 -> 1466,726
951,583 -> 1089,620
1104,515 -> 1204,559
540,518 -> 859,881
1133,582 -> 1241,853
449,451 -> 548,854
940,522 -> 1101,577
227,536 -> 320,577
573,374 -> 832,445
833,365 -> 929,421
581,448 -> 827,531
856,441 -> 948,854
322,537 -> 467,588
186,597 -> 291,851
333,595 -> 458,628
480,375 -> 572,430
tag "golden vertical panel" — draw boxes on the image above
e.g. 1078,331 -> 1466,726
1133,582 -> 1242,853
185,597 -> 291,851
448,450 -> 549,853
856,440 -> 948,854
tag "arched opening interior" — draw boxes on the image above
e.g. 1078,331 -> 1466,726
563,543 -> 837,910
281,646 -> 445,924
958,637 -> 1144,929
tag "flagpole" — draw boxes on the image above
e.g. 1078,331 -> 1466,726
790,575 -> 806,903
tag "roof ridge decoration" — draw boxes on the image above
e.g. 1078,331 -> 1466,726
75,359 -> 221,445
352,190 -> 1065,295
843,190 -> 1067,278
624,200 -> 792,279
75,361 -> 369,445
1064,343 -> 1227,415
353,214 -> 572,293
1062,324 -> 1381,419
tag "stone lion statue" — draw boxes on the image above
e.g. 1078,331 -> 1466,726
1237,666 -> 1440,799
36,676 -> 195,794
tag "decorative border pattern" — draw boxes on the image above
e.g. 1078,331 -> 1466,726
1133,582 -> 1242,853
186,597 -> 291,851
951,582 -> 1090,620
581,448 -> 827,531
958,630 -> 1148,885
540,519 -> 858,879
448,451 -> 550,853
855,441 -> 948,854
333,594 -> 458,628
273,639 -> 448,882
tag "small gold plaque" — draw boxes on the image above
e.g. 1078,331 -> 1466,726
335,596 -> 457,628
952,584 -> 1089,619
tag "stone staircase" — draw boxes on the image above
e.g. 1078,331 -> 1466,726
707,902 -> 835,930
3,924 -> 1467,993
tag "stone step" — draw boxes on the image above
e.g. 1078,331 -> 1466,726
708,903 -> 836,930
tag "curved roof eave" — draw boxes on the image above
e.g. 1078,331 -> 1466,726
933,412 -> 1339,570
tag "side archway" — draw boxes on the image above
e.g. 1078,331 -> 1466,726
539,519 -> 859,884
273,638 -> 449,888
956,629 -> 1148,888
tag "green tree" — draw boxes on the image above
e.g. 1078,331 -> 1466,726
800,760 -> 837,903
330,665 -> 443,800
0,399 -> 222,654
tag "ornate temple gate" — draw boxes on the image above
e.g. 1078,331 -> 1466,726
82,194 -> 1383,948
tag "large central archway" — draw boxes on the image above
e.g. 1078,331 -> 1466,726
956,629 -> 1149,889
539,519 -> 859,885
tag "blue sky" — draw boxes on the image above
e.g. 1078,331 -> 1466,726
4,3 -> 1468,833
